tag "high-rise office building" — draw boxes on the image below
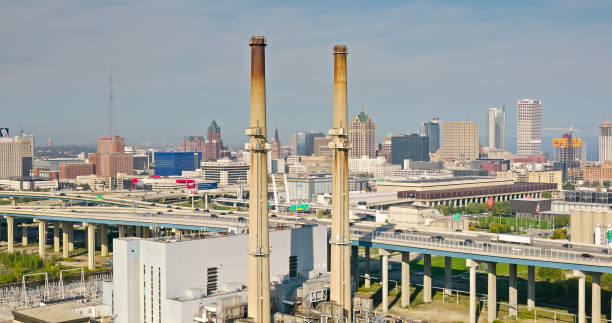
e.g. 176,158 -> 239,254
313,136 -> 333,157
289,134 -> 297,155
296,131 -> 325,156
420,118 -> 440,153
487,107 -> 506,151
600,121 -> 612,162
154,152 -> 202,176
390,134 -> 429,165
377,136 -> 392,162
440,121 -> 479,160
0,134 -> 33,179
178,136 -> 205,152
517,99 -> 542,157
204,120 -> 222,161
270,129 -> 282,159
88,136 -> 134,178
349,109 -> 376,158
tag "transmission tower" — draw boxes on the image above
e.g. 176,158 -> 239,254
108,71 -> 115,137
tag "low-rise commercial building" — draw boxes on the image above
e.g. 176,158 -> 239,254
59,162 -> 94,179
286,175 -> 332,202
377,176 -> 555,207
497,169 -> 563,190
201,158 -> 249,186
583,162 -> 612,185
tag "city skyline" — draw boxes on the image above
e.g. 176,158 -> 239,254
2,1 -> 611,148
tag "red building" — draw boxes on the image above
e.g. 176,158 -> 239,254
270,128 -> 282,159
59,163 -> 94,179
89,136 -> 133,178
179,136 -> 205,152
204,120 -> 222,161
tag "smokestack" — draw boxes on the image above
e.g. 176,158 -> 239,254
245,36 -> 271,323
329,44 -> 351,317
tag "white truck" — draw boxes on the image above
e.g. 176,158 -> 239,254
491,234 -> 531,245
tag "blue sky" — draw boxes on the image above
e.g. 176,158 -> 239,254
2,1 -> 611,155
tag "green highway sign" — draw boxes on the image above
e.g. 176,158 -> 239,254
608,230 -> 612,242
289,203 -> 310,211
453,214 -> 460,220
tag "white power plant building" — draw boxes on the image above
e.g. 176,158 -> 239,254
104,226 -> 328,323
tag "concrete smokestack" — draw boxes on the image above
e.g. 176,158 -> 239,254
246,35 -> 271,323
329,44 -> 351,317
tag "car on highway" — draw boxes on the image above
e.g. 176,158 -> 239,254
394,229 -> 404,233
562,243 -> 573,249
194,208 -> 200,211
167,205 -> 172,208
157,212 -> 163,215
581,253 -> 594,259
406,228 -> 417,233
210,214 -> 218,218
463,239 -> 474,245
602,249 -> 609,254
482,242 -> 492,248
228,211 -> 234,214
237,217 -> 246,222
431,236 -> 444,241
59,193 -> 66,196
167,210 -> 173,213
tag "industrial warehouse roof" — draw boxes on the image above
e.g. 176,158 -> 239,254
12,302 -> 93,323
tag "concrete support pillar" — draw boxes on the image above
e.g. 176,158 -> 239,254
578,271 -> 586,323
401,252 -> 410,308
351,246 -> 359,291
118,225 -> 125,238
381,250 -> 389,313
364,247 -> 371,289
593,272 -> 601,323
87,224 -> 95,270
509,263 -> 518,317
6,216 -> 14,253
444,256 -> 452,295
135,226 -> 142,238
487,262 -> 497,322
62,222 -> 70,258
22,223 -> 28,246
68,223 -> 74,251
205,193 -> 209,210
143,226 -> 151,238
10,198 -> 16,206
53,222 -> 60,253
527,265 -> 535,310
38,220 -> 46,260
423,254 -> 432,303
100,224 -> 108,257
467,259 -> 478,323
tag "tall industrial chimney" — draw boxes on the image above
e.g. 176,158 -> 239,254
329,44 -> 352,317
246,36 -> 271,323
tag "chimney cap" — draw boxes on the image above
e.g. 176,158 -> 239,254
333,45 -> 348,54
249,36 -> 267,46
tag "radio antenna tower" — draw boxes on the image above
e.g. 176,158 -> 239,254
108,71 -> 115,137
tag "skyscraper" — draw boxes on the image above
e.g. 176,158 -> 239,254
178,136 -> 205,152
390,134 -> 429,165
487,107 -> 506,151
0,134 -> 33,179
349,109 -> 376,158
600,121 -> 612,162
517,99 -> 542,157
420,117 -> 440,153
289,134 -> 297,155
88,136 -> 134,178
270,129 -> 282,159
440,121 -> 479,160
204,120 -> 222,161
296,131 -> 324,156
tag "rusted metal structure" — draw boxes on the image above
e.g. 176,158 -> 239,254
246,35 -> 271,323
329,44 -> 352,317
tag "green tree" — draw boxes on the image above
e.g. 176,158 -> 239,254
435,204 -> 449,216
552,228 -> 567,240
584,180 -> 590,187
563,182 -> 575,190
537,267 -> 564,282
81,183 -> 91,191
604,180 -> 611,188
542,191 -> 552,199
601,274 -> 612,291
555,214 -> 570,227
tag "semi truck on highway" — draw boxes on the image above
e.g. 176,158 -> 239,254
491,234 -> 531,245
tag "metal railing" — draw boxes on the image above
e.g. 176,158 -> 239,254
350,229 -> 610,264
